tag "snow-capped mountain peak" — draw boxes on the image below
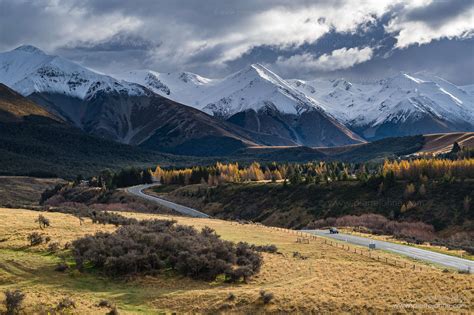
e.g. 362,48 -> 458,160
289,71 -> 474,139
199,63 -> 329,117
118,63 -> 328,117
12,44 -> 46,55
0,45 -> 145,100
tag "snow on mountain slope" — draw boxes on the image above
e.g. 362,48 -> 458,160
118,64 -> 328,117
118,64 -> 364,146
289,72 -> 474,138
0,45 -> 145,99
0,45 -> 158,142
461,84 -> 474,95
0,46 -> 283,154
199,64 -> 330,117
116,69 -> 213,108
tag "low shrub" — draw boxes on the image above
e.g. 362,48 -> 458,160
249,244 -> 278,253
97,300 -> 113,308
227,293 -> 236,301
72,220 -> 262,282
259,290 -> 274,304
55,262 -> 68,272
89,211 -> 138,226
292,252 -> 308,260
35,214 -> 50,229
27,232 -> 43,246
4,289 -> 25,315
458,269 -> 471,275
48,242 -> 60,253
107,306 -> 119,315
40,184 -> 66,205
56,297 -> 76,311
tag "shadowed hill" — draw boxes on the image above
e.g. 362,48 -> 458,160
0,83 -> 60,122
0,84 -> 183,178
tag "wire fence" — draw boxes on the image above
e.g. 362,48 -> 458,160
230,221 -> 429,271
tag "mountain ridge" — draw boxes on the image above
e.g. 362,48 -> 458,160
117,62 -> 364,147
120,64 -> 474,141
1,44 -> 472,152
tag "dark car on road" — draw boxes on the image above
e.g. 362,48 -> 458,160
329,227 -> 339,234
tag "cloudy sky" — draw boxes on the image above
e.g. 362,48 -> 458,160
1,0 -> 473,84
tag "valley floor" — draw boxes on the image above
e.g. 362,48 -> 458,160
0,207 -> 472,313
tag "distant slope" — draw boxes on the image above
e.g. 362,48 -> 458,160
0,84 -> 180,178
0,83 -> 59,122
30,90 -> 260,156
251,132 -> 473,163
290,73 -> 474,140
418,132 -> 474,154
0,176 -> 66,207
235,145 -> 326,162
239,135 -> 424,163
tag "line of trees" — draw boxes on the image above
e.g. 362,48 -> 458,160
152,161 -> 381,186
80,147 -> 474,190
87,167 -> 153,189
383,158 -> 474,180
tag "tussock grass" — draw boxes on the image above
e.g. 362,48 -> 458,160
0,207 -> 472,314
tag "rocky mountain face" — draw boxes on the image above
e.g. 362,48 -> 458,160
2,45 -> 472,155
118,64 -> 364,147
289,73 -> 474,140
0,45 -> 261,155
121,64 -> 474,142
0,46 -> 365,151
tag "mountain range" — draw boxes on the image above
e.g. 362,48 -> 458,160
0,45 -> 473,157
1,81 -> 472,178
118,64 -> 474,142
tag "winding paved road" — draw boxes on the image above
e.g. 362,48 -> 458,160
126,184 -> 210,218
126,183 -> 472,272
303,229 -> 474,273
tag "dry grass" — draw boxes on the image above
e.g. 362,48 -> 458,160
0,207 -> 472,314
0,176 -> 65,208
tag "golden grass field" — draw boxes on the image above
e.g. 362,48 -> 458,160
0,207 -> 473,314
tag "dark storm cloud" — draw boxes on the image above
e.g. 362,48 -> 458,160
0,1 -> 61,49
0,0 -> 473,83
316,38 -> 474,85
60,32 -> 157,53
403,0 -> 474,28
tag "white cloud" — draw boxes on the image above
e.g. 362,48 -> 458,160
1,0 -> 472,77
386,1 -> 474,48
276,47 -> 374,73
200,2 -> 394,65
1,0 -> 393,68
